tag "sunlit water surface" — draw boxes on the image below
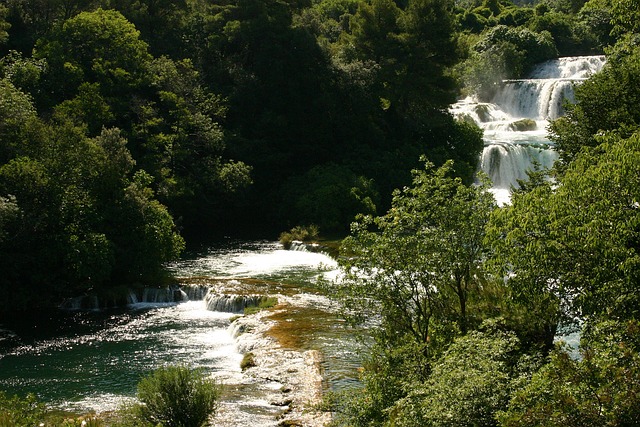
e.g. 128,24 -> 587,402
0,241 -> 361,424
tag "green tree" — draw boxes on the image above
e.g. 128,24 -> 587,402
328,160 -> 496,425
489,131 -> 640,331
499,320 -> 640,427
339,160 -> 495,339
0,3 -> 10,45
348,0 -> 459,116
35,8 -> 152,106
134,365 -> 219,427
0,78 -> 38,163
280,163 -> 379,234
103,0 -> 189,57
549,39 -> 640,167
388,325 -> 538,427
610,0 -> 640,36
0,115 -> 184,312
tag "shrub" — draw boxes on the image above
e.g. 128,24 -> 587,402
279,225 -> 320,249
135,365 -> 219,427
0,392 -> 47,427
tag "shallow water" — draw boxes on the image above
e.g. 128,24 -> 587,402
0,241 -> 361,424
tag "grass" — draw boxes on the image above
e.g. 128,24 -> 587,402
243,297 -> 278,315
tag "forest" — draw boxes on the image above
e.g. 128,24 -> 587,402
0,0 -> 640,424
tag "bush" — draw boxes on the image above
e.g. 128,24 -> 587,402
279,225 -> 320,249
0,392 -> 47,427
135,365 -> 219,427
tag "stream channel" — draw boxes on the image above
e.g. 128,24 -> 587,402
0,240 -> 362,426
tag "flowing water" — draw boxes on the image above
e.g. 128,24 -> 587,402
452,55 -> 606,204
0,241 -> 361,426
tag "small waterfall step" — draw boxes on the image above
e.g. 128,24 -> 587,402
205,292 -> 272,313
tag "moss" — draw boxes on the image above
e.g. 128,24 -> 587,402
244,297 -> 278,315
240,352 -> 256,370
510,118 -> 537,131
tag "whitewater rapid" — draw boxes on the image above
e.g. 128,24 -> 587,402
452,55 -> 606,204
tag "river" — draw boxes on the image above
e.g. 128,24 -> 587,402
0,240 -> 362,426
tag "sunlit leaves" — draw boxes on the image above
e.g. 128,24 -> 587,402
489,131 -> 640,325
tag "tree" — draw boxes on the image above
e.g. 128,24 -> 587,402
103,0 -> 189,57
489,131 -> 640,330
549,38 -> 640,167
499,320 -> 640,427
0,117 -> 184,312
388,326 -> 537,427
35,8 -> 152,106
329,160 -> 496,425
348,0 -> 459,117
0,4 -> 10,46
280,163 -> 379,234
0,78 -> 38,163
610,0 -> 640,36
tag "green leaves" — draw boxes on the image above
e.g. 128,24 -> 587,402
490,131 -> 640,327
499,320 -> 640,427
389,328 -> 529,427
135,365 -> 219,427
336,160 -> 496,369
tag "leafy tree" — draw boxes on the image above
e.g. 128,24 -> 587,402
388,326 -> 538,427
3,0 -> 99,53
549,38 -> 640,167
280,163 -> 379,234
610,0 -> 640,36
489,131 -> 640,331
0,50 -> 47,98
0,78 -> 37,163
339,159 -> 495,338
102,0 -> 189,57
577,0 -> 614,49
0,115 -> 184,312
329,160 -> 496,425
499,320 -> 640,427
0,3 -> 9,46
473,25 -> 557,76
35,8 -> 152,107
348,0 -> 459,117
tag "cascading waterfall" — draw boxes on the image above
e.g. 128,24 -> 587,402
452,55 -> 606,204
204,292 -> 270,313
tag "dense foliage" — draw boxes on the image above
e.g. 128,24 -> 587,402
1,0 -> 639,423
0,0 -> 497,313
0,0 -> 621,312
323,1 -> 640,424
132,365 -> 219,427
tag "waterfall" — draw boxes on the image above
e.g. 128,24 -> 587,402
452,55 -> 606,204
60,286 -> 189,310
204,291 -> 270,313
